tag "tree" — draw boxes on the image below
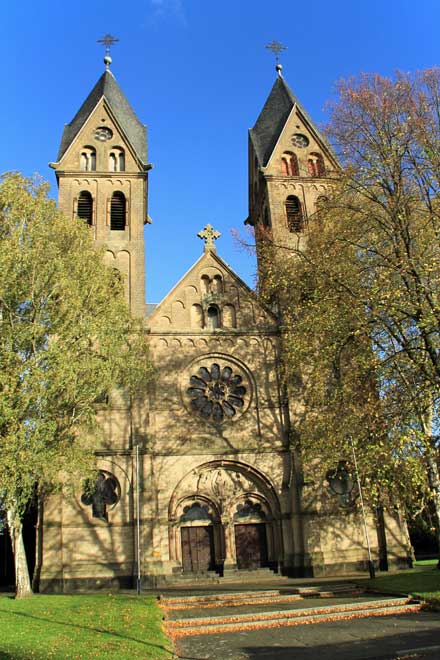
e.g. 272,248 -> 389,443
0,173 -> 153,596
259,69 -> 440,552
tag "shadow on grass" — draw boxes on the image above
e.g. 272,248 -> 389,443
0,607 -> 174,658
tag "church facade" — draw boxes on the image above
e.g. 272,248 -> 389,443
38,62 -> 412,591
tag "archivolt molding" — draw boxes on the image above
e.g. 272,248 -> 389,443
168,459 -> 280,524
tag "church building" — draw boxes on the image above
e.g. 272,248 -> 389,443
34,56 -> 412,591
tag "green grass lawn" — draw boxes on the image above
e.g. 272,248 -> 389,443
360,563 -> 440,608
0,593 -> 172,660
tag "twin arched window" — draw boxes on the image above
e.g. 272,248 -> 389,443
285,195 -> 304,232
80,146 -> 125,172
281,151 -> 299,177
307,153 -> 325,177
75,191 -> 127,229
109,147 -> 125,172
80,147 -> 96,172
200,274 -> 223,295
110,192 -> 126,230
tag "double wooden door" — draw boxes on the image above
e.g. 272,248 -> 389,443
235,523 -> 268,569
181,526 -> 215,572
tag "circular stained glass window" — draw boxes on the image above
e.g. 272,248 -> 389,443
94,126 -> 113,141
291,133 -> 309,148
187,362 -> 247,424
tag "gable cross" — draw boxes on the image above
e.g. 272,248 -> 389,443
198,224 -> 221,253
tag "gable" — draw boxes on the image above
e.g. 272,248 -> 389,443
265,104 -> 340,176
250,76 -> 339,173
148,251 -> 277,333
55,70 -> 147,167
56,98 -> 143,173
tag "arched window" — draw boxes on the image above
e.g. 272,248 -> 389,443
80,147 -> 96,172
207,305 -> 220,330
201,275 -> 210,294
307,153 -> 325,177
77,191 -> 93,225
316,195 -> 329,211
281,151 -> 299,176
110,192 -> 126,230
212,275 -> 223,294
109,147 -> 125,172
285,195 -> 304,232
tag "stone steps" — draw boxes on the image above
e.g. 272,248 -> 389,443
159,583 -> 364,609
163,597 -> 422,638
156,566 -> 281,587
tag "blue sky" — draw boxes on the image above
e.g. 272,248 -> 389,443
1,0 -> 438,302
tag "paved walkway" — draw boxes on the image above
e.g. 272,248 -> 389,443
174,613 -> 440,659
157,577 -> 440,660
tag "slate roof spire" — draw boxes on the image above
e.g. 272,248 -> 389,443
249,73 -> 334,168
55,67 -> 147,167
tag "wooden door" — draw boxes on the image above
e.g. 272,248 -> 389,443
181,526 -> 214,572
235,523 -> 268,569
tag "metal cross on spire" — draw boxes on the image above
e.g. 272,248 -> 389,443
97,34 -> 119,70
197,224 -> 221,253
265,40 -> 287,77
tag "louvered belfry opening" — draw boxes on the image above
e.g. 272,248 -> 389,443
285,195 -> 304,232
110,192 -> 126,230
77,191 -> 93,225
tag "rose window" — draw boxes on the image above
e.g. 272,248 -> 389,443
187,362 -> 247,423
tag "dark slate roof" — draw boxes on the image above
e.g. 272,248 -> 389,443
250,76 -> 332,167
146,303 -> 158,318
57,70 -> 147,165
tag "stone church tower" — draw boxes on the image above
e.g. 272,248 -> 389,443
246,65 -> 339,263
36,60 -> 412,592
50,63 -> 150,317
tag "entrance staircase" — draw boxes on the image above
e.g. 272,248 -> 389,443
160,585 -> 423,639
154,566 -> 281,587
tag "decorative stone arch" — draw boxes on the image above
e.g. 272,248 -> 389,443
168,459 -> 283,571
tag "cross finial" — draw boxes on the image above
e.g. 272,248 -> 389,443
97,34 -> 119,70
197,224 -> 221,253
265,40 -> 287,77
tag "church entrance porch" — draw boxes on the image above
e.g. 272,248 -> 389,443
181,526 -> 215,572
168,460 -> 283,575
234,523 -> 268,569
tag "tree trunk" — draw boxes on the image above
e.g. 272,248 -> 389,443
7,508 -> 33,597
426,455 -> 440,566
420,406 -> 440,567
